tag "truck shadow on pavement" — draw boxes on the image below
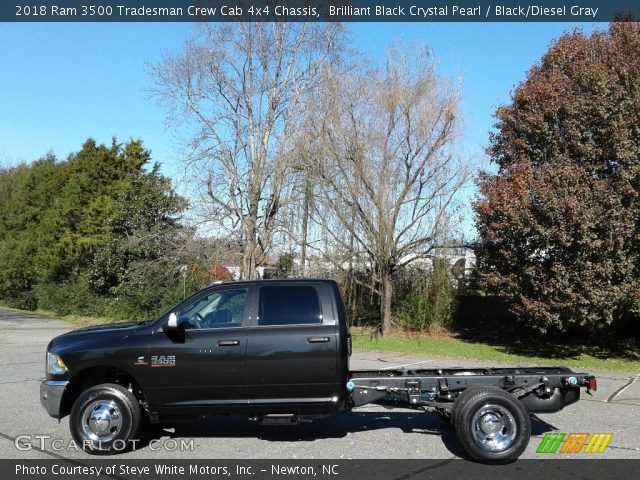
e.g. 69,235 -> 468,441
138,411 -> 558,458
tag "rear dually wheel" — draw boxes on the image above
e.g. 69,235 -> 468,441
453,386 -> 531,463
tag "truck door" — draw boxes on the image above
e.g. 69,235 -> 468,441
245,283 -> 341,405
145,286 -> 251,410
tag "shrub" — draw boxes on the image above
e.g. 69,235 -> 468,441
34,280 -> 114,319
397,259 -> 457,332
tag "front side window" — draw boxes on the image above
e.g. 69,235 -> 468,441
258,285 -> 322,326
180,288 -> 248,329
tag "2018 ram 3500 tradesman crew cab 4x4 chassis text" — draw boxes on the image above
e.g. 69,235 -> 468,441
40,279 -> 596,462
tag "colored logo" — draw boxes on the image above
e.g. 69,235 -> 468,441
537,432 -> 613,454
133,355 -> 148,366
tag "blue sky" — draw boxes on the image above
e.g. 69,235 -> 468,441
0,21 -> 604,234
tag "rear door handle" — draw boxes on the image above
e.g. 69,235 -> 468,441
218,340 -> 240,346
307,337 -> 330,343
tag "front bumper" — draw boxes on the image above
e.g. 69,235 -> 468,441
40,380 -> 68,419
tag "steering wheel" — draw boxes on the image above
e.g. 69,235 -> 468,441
192,313 -> 205,329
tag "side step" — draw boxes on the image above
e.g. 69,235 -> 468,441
249,414 -> 315,425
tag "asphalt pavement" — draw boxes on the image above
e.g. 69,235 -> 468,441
1,309 -> 638,460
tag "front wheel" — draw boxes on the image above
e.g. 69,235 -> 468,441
69,383 -> 141,455
453,387 -> 530,463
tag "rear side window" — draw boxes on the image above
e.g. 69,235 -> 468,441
259,286 -> 322,326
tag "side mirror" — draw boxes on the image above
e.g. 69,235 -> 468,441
167,312 -> 180,330
165,312 -> 186,343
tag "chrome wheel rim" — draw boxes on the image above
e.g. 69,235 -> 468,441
471,403 -> 517,452
81,400 -> 122,444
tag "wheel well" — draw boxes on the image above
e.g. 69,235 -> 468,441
60,366 -> 146,419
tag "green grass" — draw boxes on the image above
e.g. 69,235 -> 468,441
352,331 -> 640,373
0,301 -> 119,327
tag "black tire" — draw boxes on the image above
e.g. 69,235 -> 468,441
450,386 -> 486,426
69,383 -> 141,455
453,387 -> 530,463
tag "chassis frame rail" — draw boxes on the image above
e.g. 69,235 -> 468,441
348,366 -> 594,412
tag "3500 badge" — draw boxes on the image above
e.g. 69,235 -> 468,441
150,355 -> 176,368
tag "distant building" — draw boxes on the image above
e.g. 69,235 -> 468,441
213,246 -> 476,281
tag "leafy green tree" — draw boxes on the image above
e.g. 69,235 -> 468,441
273,253 -> 295,278
475,23 -> 640,338
0,138 -> 189,319
38,139 -> 150,281
89,162 -> 188,316
0,157 -> 59,306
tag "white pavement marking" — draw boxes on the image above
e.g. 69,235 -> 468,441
381,359 -> 439,370
607,372 -> 640,402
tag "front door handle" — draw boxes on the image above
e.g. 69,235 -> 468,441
218,340 -> 240,346
307,337 -> 330,343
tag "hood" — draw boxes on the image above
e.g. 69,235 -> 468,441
48,320 -> 153,355
60,321 -> 141,336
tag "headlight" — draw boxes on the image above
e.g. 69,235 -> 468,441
47,352 -> 67,375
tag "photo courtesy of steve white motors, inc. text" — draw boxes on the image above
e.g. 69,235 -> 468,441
14,463 -> 339,477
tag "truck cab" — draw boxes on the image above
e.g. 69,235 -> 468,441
143,279 -> 349,416
41,279 -> 350,448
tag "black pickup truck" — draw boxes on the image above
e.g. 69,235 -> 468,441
41,279 -> 596,462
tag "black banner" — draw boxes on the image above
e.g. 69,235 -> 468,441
3,460 -> 640,480
3,1 -> 640,23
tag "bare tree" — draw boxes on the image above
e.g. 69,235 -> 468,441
149,23 -> 343,279
312,47 -> 469,334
